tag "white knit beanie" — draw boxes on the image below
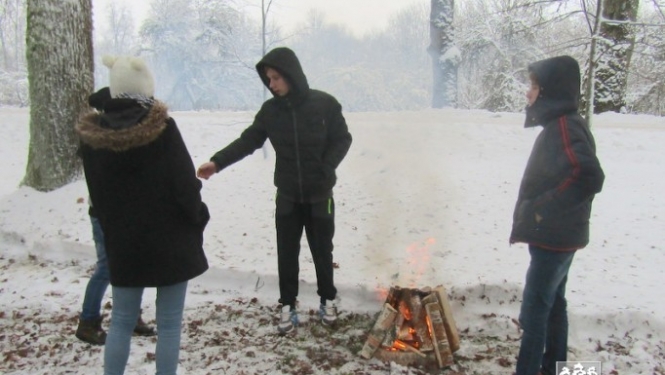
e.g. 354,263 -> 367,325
102,55 -> 155,98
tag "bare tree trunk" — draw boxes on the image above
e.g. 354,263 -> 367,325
582,0 -> 604,125
593,0 -> 639,114
0,0 -> 12,70
0,0 -> 26,72
23,0 -> 93,191
261,0 -> 276,101
13,0 -> 25,71
260,0 -> 273,159
429,0 -> 458,108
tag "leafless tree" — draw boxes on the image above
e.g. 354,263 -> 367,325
429,0 -> 458,108
592,0 -> 640,113
0,0 -> 27,105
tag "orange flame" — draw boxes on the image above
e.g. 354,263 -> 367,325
375,287 -> 389,302
405,237 -> 435,287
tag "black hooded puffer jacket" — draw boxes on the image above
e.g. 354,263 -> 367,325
210,47 -> 352,203
509,56 -> 605,251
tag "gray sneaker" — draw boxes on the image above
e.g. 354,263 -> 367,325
319,300 -> 337,326
277,305 -> 298,335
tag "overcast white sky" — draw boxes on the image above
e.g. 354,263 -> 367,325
92,0 -> 426,37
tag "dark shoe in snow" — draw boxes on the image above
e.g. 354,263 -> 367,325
133,313 -> 156,336
75,317 -> 106,345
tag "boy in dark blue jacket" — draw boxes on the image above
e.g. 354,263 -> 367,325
510,55 -> 605,375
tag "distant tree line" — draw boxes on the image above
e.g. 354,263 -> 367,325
3,0 -> 664,116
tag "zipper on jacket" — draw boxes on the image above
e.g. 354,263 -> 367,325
290,105 -> 304,203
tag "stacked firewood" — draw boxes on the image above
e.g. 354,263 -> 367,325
359,285 -> 460,368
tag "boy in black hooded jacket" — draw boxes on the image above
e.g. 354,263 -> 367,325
510,56 -> 604,375
197,47 -> 352,335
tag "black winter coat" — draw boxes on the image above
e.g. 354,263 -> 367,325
76,99 -> 209,287
510,56 -> 605,251
210,47 -> 352,203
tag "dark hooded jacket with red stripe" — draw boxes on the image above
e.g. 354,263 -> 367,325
509,55 -> 605,251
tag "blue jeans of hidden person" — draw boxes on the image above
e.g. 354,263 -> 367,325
104,281 -> 188,375
80,216 -> 110,321
515,245 -> 576,375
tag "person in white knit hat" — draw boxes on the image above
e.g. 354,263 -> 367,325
76,55 -> 209,375
105,55 -> 155,99
75,86 -> 156,347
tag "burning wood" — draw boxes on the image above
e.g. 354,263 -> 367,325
393,339 -> 426,357
424,297 -> 454,368
434,286 -> 460,352
384,286 -> 403,306
396,325 -> 414,341
360,285 -> 459,369
380,318 -> 398,347
358,302 -> 398,359
407,292 -> 434,352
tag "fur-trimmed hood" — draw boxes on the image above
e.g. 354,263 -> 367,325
78,98 -> 209,287
76,99 -> 169,152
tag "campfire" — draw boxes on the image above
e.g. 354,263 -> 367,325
359,285 -> 460,369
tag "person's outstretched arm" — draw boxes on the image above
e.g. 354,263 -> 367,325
197,109 -> 269,179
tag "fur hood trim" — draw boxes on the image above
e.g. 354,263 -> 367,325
76,101 -> 169,152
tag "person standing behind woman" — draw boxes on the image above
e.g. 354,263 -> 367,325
197,47 -> 352,335
510,55 -> 604,375
76,55 -> 209,375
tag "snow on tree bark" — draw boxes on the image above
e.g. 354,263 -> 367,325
429,0 -> 458,108
593,0 -> 639,114
23,0 -> 93,191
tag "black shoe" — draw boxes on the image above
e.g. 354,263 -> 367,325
75,317 -> 106,345
133,314 -> 156,336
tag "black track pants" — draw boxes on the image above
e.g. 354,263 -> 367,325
275,195 -> 337,307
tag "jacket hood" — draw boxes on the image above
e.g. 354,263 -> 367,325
76,100 -> 169,152
525,55 -> 581,128
256,47 -> 309,103
88,87 -> 112,111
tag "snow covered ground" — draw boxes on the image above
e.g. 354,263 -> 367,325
0,107 -> 663,374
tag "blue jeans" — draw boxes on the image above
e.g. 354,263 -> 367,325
80,216 -> 110,320
516,245 -> 576,375
104,281 -> 188,375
